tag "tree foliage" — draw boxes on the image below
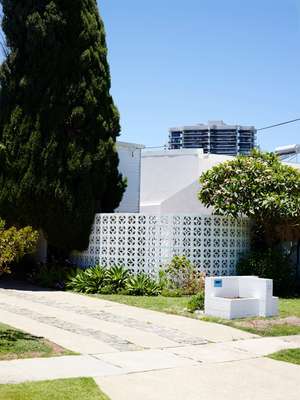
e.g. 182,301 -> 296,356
199,150 -> 300,241
237,248 -> 296,296
0,1 -> 126,252
0,218 -> 38,275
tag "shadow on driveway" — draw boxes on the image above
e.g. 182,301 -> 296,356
0,279 -> 53,292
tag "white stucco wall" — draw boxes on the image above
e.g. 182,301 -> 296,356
116,141 -> 144,213
140,149 -> 232,214
160,181 -> 213,215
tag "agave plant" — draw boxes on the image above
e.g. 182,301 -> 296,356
67,265 -> 108,294
107,265 -> 131,293
144,278 -> 161,296
84,266 -> 108,293
126,273 -> 161,296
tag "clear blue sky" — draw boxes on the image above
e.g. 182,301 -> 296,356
1,1 -> 299,151
99,0 -> 300,150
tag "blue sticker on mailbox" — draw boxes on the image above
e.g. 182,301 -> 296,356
214,279 -> 223,288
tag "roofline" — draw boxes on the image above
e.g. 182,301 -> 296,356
142,148 -> 204,158
117,141 -> 145,149
169,122 -> 256,132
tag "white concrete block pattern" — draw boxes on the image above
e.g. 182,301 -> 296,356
71,213 -> 250,275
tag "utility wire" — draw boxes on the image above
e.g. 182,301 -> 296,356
257,118 -> 300,131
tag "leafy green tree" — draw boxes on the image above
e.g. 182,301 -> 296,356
0,218 -> 38,275
0,1 -> 126,252
199,150 -> 300,243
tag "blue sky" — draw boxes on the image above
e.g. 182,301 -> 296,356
99,0 -> 300,150
1,1 -> 300,150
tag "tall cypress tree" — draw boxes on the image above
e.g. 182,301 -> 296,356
0,1 -> 126,251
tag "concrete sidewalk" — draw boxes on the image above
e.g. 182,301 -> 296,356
96,357 -> 300,400
0,336 -> 299,385
0,284 -> 299,399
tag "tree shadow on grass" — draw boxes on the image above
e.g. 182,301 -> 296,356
0,328 -> 42,343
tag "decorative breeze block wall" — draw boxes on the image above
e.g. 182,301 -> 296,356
71,213 -> 251,276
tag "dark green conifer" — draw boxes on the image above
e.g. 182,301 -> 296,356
0,1 -> 126,251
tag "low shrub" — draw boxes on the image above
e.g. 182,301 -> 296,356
125,273 -> 161,296
161,256 -> 205,295
237,248 -> 296,297
67,266 -> 161,296
187,291 -> 205,312
28,263 -> 78,290
99,284 -> 115,295
107,265 -> 130,293
67,265 -> 108,293
0,218 -> 38,275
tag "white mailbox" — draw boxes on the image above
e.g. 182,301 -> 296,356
205,276 -> 278,319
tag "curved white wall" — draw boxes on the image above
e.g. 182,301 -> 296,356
141,149 -> 232,214
116,142 -> 144,213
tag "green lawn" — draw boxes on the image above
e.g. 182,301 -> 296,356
268,348 -> 300,365
0,323 -> 75,360
278,298 -> 300,318
95,294 -> 300,337
0,378 -> 109,400
94,294 -> 191,315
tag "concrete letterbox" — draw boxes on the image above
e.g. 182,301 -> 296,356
205,276 -> 278,319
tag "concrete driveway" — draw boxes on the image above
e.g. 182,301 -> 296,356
0,283 -> 299,399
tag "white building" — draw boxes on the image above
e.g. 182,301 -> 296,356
72,146 -> 251,273
72,144 -> 299,274
169,120 -> 256,156
140,148 -> 300,215
115,141 -> 144,213
140,148 -> 232,214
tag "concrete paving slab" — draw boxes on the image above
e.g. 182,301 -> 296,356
94,349 -> 197,373
168,342 -> 255,363
0,288 -> 255,343
227,337 -> 300,356
0,356 -> 122,384
95,302 -> 257,342
96,357 -> 300,400
0,294 -> 179,350
279,335 -> 300,346
0,308 -> 117,354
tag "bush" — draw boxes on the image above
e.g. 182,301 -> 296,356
67,265 -> 108,293
237,249 -> 296,296
67,267 -> 163,297
28,263 -> 78,290
107,265 -> 130,293
187,291 -> 205,313
161,256 -> 205,295
125,273 -> 161,296
0,218 -> 38,275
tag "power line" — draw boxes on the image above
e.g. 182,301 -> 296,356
257,118 -> 300,132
